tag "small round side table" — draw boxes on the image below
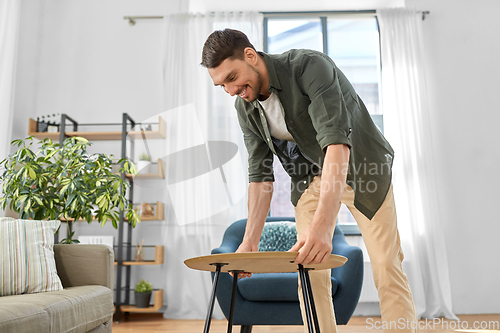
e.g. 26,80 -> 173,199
185,252 -> 347,333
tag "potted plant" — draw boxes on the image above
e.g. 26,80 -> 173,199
134,279 -> 153,308
0,136 -> 141,243
136,152 -> 151,174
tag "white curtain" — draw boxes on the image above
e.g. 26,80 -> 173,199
378,8 -> 458,320
0,0 -> 20,162
159,12 -> 263,319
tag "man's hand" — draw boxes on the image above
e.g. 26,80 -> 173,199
289,215 -> 334,265
232,240 -> 258,278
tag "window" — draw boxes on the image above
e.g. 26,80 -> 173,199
265,13 -> 382,226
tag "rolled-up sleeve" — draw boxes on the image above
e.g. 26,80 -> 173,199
236,109 -> 275,183
297,53 -> 352,151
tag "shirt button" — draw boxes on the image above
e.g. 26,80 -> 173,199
303,181 -> 306,184
267,138 -> 270,141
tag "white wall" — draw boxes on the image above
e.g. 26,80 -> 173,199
405,0 -> 500,315
13,0 -> 500,317
13,0 -> 187,141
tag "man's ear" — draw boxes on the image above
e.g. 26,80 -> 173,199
243,47 -> 258,65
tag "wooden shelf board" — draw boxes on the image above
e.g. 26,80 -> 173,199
118,289 -> 164,313
28,117 -> 166,141
127,131 -> 165,140
127,116 -> 166,139
28,132 -> 60,140
115,261 -> 159,266
114,245 -> 164,266
120,305 -> 159,313
138,217 -> 159,221
126,159 -> 164,180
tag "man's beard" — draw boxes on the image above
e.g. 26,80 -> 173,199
247,64 -> 263,102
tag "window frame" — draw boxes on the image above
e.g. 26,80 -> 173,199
263,10 -> 378,52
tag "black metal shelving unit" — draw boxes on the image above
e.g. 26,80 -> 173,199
31,113 -> 165,322
115,113 -> 136,322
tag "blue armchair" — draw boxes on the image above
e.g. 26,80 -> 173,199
211,217 -> 363,333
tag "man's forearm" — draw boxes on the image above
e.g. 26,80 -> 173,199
314,144 -> 350,227
243,181 -> 273,246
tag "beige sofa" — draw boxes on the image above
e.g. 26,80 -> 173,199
0,244 -> 114,333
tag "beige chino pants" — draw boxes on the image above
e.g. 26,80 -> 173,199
294,176 -> 418,333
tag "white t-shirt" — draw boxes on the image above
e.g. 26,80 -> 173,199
259,92 -> 295,142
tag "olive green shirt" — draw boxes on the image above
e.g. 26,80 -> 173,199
235,50 -> 394,220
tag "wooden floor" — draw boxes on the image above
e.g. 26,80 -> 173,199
112,314 -> 500,332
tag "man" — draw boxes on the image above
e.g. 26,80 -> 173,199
201,28 -> 418,333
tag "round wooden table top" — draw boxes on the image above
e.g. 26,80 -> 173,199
184,252 -> 347,273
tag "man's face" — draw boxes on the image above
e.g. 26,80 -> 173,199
208,57 -> 263,102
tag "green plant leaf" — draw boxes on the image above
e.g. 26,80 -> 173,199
24,199 -> 31,212
33,196 -> 43,206
28,167 -> 36,180
135,280 -> 153,293
60,231 -> 80,244
65,194 -> 76,209
60,184 -> 69,196
96,194 -> 105,205
70,198 -> 77,211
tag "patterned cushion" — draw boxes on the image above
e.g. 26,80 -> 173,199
0,218 -> 63,296
258,221 -> 297,252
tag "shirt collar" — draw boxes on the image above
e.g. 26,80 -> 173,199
259,52 -> 282,92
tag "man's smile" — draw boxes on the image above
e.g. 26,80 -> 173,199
238,85 -> 248,98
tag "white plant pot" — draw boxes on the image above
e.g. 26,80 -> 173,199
135,160 -> 151,174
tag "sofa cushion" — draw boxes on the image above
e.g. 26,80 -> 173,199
258,221 -> 297,252
0,301 -> 49,333
238,272 -> 338,302
0,285 -> 114,333
0,218 -> 63,296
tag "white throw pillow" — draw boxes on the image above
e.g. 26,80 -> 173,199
0,218 -> 63,296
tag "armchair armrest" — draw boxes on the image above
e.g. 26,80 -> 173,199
211,219 -> 247,255
212,245 -> 238,255
54,244 -> 114,290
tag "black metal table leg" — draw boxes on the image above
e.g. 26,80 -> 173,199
304,268 -> 320,333
204,263 -> 227,333
227,270 -> 243,333
298,264 -> 315,333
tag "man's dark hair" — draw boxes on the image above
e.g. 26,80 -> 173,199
200,29 -> 256,68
